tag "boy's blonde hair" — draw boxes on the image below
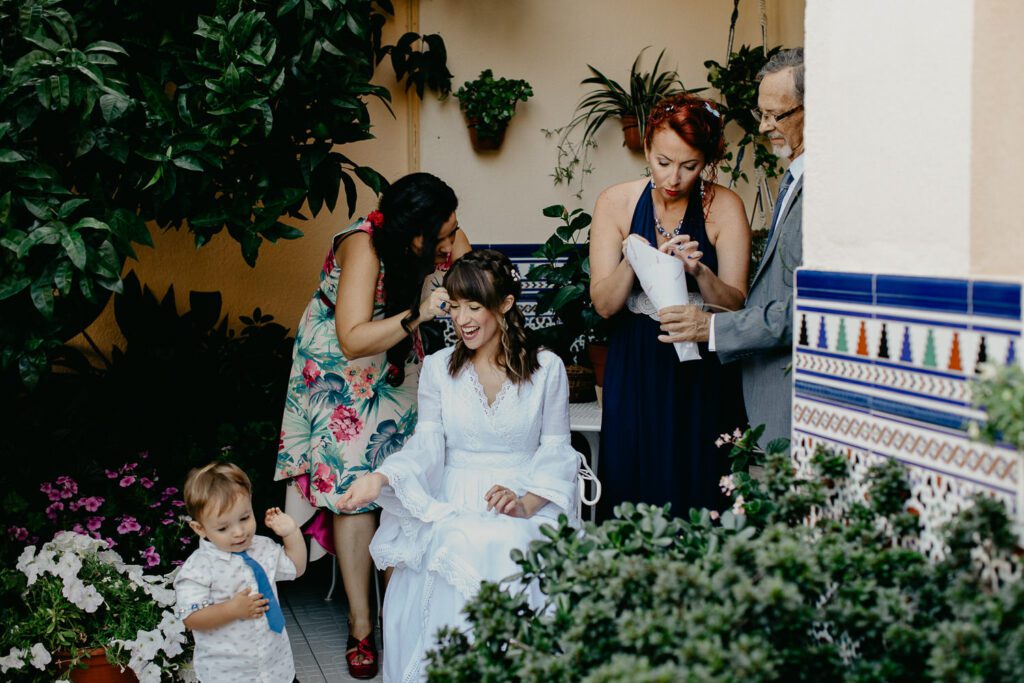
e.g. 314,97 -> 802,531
183,462 -> 252,522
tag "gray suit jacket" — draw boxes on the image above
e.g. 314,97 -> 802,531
714,176 -> 803,445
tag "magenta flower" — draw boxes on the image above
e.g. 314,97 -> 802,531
142,546 -> 161,568
121,462 -> 138,473
328,404 -> 363,442
45,502 -> 64,521
116,516 -> 141,534
86,516 -> 104,532
72,523 -> 86,534
139,477 -> 154,489
119,475 -> 136,488
80,496 -> 104,512
55,475 -> 78,498
302,359 -> 322,388
7,526 -> 29,541
162,487 -> 179,498
105,469 -> 119,479
40,483 -> 63,503
105,537 -> 117,548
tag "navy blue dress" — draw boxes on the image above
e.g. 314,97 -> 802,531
596,182 -> 744,521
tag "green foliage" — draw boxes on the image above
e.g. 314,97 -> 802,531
426,428 -> 1024,682
548,48 -> 699,197
704,45 -> 784,185
0,533 -> 189,680
378,31 -> 453,99
526,204 -> 607,365
970,362 -> 1024,452
0,0 -> 414,387
455,69 -> 533,140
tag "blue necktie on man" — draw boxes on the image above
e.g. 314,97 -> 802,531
235,550 -> 285,633
766,169 -> 795,247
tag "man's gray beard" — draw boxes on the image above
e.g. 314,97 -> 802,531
772,142 -> 793,161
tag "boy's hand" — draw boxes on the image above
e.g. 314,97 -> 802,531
265,507 -> 298,538
228,587 -> 268,620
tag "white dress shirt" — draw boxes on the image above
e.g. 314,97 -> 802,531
709,153 -> 804,351
174,536 -> 297,683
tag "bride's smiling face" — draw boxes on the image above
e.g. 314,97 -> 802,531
449,295 -> 512,353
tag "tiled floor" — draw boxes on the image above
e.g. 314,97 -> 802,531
281,559 -> 383,683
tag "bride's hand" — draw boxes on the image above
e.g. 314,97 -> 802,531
337,472 -> 387,512
484,484 -> 527,518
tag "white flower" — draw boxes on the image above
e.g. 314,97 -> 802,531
719,475 -> 737,495
62,577 -> 104,612
732,494 -> 746,516
137,662 -> 162,683
16,546 -> 41,585
29,643 -> 51,670
133,628 -> 164,661
0,647 -> 26,673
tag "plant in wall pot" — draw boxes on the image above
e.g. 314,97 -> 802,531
454,69 -> 533,152
527,205 -> 609,403
548,48 -> 699,197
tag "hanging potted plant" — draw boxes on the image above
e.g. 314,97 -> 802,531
548,48 -> 700,197
454,69 -> 533,151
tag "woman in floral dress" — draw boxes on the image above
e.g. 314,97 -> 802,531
275,173 -> 469,678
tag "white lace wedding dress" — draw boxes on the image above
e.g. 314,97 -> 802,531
370,346 -> 581,683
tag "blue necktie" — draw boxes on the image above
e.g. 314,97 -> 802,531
234,550 -> 285,633
766,169 -> 794,247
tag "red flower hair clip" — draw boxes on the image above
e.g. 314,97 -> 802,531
366,210 -> 384,231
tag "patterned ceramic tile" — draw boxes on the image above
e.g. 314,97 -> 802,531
793,269 -> 1024,563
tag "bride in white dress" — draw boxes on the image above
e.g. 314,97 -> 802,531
339,249 -> 581,682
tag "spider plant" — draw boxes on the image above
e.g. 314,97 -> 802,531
547,48 -> 700,197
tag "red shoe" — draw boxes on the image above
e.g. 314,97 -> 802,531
346,633 -> 378,680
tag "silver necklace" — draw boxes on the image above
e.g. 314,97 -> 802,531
654,213 -> 685,240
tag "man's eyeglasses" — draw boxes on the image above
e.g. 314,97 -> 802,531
750,105 -> 803,125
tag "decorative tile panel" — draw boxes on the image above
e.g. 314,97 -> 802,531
793,269 -> 1023,566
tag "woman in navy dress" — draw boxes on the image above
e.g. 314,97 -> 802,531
590,95 -> 751,520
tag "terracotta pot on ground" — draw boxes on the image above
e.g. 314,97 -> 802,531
587,343 -> 609,387
58,648 -> 138,682
466,117 -> 507,151
620,115 -> 643,151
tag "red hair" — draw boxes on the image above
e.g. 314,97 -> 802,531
643,94 -> 726,215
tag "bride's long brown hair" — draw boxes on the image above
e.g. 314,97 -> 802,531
443,250 -> 539,385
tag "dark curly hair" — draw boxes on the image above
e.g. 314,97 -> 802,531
371,173 -> 458,385
443,249 -> 539,385
643,93 -> 727,216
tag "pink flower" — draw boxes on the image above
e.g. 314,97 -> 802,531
714,437 -> 725,448
342,366 -> 361,382
162,486 -> 179,497
72,523 -> 86,534
142,546 -> 161,568
329,404 -> 363,442
139,477 -> 154,489
119,475 -> 136,488
312,463 -> 336,493
117,516 -> 141,534
302,360 -> 321,388
56,475 -> 78,498
105,469 -> 119,479
162,517 -> 175,525
86,516 -> 104,532
45,501 -> 64,521
121,462 -> 138,473
40,482 -> 63,502
105,537 -> 117,548
732,428 -> 743,439
321,248 -> 337,275
731,495 -> 746,516
351,382 -> 374,400
80,496 -> 104,512
719,475 -> 737,495
709,510 -> 720,521
7,526 -> 29,541
359,366 -> 378,385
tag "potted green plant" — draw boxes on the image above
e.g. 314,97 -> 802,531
0,532 -> 191,682
527,205 -> 609,402
548,48 -> 699,197
454,69 -> 533,151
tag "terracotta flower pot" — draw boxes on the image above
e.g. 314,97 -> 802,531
466,117 -> 507,152
58,648 -> 138,683
620,115 -> 643,151
587,343 -> 609,387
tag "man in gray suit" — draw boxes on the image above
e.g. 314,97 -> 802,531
658,48 -> 805,445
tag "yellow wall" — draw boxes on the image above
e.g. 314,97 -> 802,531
71,1 -> 804,360
970,0 -> 1024,276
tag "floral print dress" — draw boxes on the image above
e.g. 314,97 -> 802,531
276,217 -> 430,520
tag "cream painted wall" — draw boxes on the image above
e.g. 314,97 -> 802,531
419,0 -> 804,245
970,0 -> 1024,276
71,3 -> 416,359
803,0 -> 975,276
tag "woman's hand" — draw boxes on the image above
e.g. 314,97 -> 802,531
418,274 -> 450,323
337,472 -> 387,512
484,485 -> 529,518
658,234 -> 704,276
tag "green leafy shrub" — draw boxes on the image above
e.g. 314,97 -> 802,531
0,0 -> 415,386
426,430 -> 1024,682
455,69 -> 533,140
